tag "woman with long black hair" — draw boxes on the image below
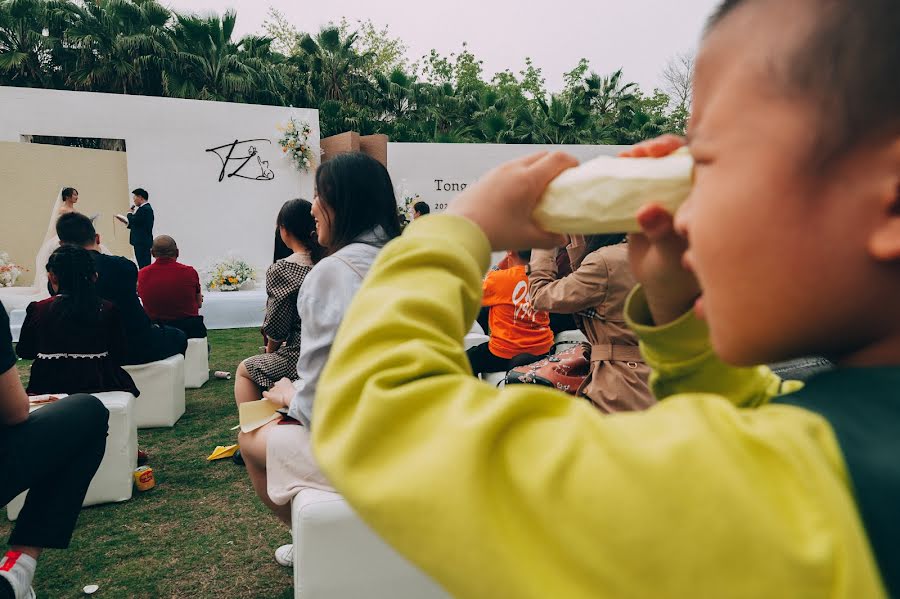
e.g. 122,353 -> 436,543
238,152 -> 402,566
16,245 -> 138,397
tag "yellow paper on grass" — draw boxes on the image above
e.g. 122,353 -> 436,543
238,399 -> 282,433
207,444 -> 239,461
533,147 -> 694,234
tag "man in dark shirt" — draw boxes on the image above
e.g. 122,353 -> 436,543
57,213 -> 187,365
137,236 -> 207,339
0,301 -> 108,599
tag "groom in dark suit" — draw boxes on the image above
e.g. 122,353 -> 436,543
124,188 -> 154,269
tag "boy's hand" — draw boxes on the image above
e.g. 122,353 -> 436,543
447,152 -> 577,251
624,135 -> 701,325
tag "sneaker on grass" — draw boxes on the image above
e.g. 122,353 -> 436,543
275,544 -> 293,567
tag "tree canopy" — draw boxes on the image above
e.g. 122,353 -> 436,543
0,0 -> 687,142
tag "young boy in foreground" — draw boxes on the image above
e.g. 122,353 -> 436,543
311,0 -> 900,596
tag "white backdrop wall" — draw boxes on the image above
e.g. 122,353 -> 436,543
0,86 -> 319,273
387,142 -> 628,216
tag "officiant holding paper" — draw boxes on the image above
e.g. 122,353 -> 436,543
116,188 -> 154,268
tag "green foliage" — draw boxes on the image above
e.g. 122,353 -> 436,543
0,0 -> 688,143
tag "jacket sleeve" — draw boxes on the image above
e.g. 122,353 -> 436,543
287,258 -> 361,425
528,247 -> 608,314
312,215 -> 876,599
15,302 -> 39,360
625,286 -> 788,407
126,206 -> 152,231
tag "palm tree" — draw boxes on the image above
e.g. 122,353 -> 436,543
63,0 -> 173,95
532,93 -> 592,144
294,25 -> 372,105
584,68 -> 639,118
164,9 -> 267,102
372,67 -> 420,121
0,0 -> 70,88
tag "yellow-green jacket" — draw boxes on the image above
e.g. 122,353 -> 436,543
313,215 -> 897,598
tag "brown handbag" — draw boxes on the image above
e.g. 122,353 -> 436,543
504,342 -> 591,395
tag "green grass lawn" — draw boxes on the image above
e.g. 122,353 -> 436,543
1,329 -> 295,598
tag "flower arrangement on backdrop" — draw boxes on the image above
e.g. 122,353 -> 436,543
277,118 -> 315,173
0,252 -> 24,288
204,257 -> 256,292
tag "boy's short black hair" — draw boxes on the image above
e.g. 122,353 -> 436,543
132,188 -> 149,201
709,0 -> 900,163
413,201 -> 430,215
516,250 -> 532,262
57,212 -> 96,246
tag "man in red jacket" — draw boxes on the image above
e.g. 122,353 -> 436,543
137,236 -> 207,339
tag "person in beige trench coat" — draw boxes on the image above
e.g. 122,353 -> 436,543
529,235 -> 654,413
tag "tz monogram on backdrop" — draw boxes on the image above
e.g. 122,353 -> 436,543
205,139 -> 276,182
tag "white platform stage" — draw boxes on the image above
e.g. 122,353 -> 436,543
200,288 -> 267,331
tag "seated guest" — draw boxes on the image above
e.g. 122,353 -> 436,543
56,213 -> 187,366
235,200 -> 323,406
466,249 -> 554,375
137,236 -> 207,339
237,153 -> 402,567
0,300 -> 109,599
529,234 -> 653,413
412,201 -> 431,219
17,246 -> 139,397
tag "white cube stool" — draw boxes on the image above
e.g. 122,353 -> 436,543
184,338 -> 210,389
292,488 -> 449,599
7,391 -> 137,521
123,354 -> 186,428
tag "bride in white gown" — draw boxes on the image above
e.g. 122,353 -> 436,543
5,187 -> 108,299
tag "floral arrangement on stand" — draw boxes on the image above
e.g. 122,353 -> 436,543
0,252 -> 24,288
277,118 -> 315,173
205,257 -> 256,292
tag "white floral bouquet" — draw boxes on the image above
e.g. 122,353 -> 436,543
0,252 -> 24,288
277,118 -> 315,173
205,257 -> 256,292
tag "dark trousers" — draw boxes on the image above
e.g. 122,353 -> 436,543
548,313 -> 578,335
156,316 -> 207,340
124,324 -> 188,366
133,244 -> 151,270
466,342 -> 545,376
0,395 -> 108,549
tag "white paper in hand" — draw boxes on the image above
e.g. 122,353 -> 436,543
238,399 -> 282,433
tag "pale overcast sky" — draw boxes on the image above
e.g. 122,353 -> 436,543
162,0 -> 721,93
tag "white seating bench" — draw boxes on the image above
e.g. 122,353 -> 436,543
123,354 -> 186,428
291,488 -> 449,598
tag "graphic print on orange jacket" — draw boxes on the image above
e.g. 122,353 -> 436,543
482,265 -> 553,359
